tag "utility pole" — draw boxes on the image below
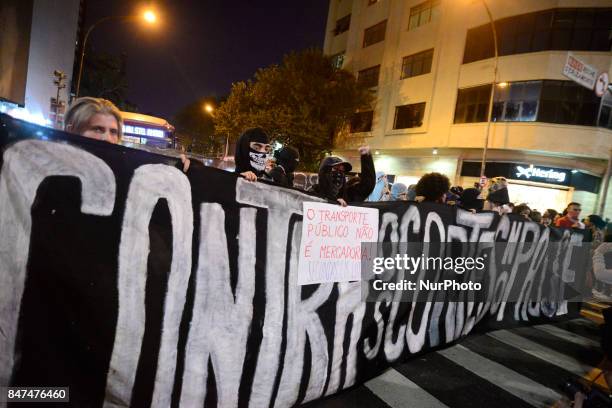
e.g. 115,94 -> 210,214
479,0 -> 498,186
51,70 -> 67,129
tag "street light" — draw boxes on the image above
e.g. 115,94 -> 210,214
143,10 -> 156,23
74,9 -> 157,98
202,103 -> 227,158
478,0 -> 499,182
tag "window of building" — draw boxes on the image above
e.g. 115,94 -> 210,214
456,80 -> 604,127
538,80 -> 600,126
334,14 -> 351,35
358,65 -> 381,88
463,24 -> 495,64
408,0 -> 441,30
351,111 -> 374,132
598,91 -> 612,130
492,81 -> 541,122
401,49 -> 434,79
363,20 -> 387,47
331,52 -> 345,69
394,103 -> 426,129
463,8 -> 612,64
453,84 -> 492,124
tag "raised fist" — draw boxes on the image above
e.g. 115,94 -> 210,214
358,145 -> 370,155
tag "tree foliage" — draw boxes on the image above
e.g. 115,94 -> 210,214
215,49 -> 374,170
79,50 -> 138,112
173,97 -> 223,156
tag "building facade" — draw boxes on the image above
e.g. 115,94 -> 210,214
324,0 -> 612,217
0,0 -> 81,126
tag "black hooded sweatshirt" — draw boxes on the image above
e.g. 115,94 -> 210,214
310,153 -> 375,203
234,127 -> 269,177
267,146 -> 299,187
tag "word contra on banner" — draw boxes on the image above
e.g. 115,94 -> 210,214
298,202 -> 378,285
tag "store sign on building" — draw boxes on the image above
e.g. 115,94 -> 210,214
562,52 -> 597,91
515,164 -> 569,184
122,124 -> 165,138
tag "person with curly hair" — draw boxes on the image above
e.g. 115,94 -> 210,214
415,172 -> 450,203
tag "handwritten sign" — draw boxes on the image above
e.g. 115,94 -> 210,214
298,202 -> 379,285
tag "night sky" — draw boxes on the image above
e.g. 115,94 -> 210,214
85,0 -> 330,118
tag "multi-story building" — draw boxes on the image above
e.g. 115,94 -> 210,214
324,0 -> 612,217
0,0 -> 81,126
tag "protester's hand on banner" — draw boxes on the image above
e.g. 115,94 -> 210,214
179,154 -> 190,173
358,145 -> 370,155
241,171 -> 258,182
337,198 -> 347,207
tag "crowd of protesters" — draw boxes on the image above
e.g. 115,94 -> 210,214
61,98 -> 610,235
54,96 -> 612,404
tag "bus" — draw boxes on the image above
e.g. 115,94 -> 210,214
120,111 -> 176,149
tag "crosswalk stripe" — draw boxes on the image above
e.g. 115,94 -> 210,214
487,329 -> 596,376
460,333 -> 579,392
437,344 -> 562,407
393,352 -> 533,408
533,324 -> 600,348
555,318 -> 602,342
365,368 -> 449,408
511,326 -> 603,367
309,319 -> 604,407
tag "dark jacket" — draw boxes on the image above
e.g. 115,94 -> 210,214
267,166 -> 293,187
267,146 -> 299,187
310,153 -> 375,203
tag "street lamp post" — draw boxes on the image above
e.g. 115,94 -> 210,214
479,0 -> 499,182
74,11 -> 157,98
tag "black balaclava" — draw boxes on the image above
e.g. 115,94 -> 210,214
318,156 -> 352,200
274,146 -> 300,174
234,127 -> 270,175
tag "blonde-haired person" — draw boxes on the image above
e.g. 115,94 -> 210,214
65,97 -> 191,171
64,97 -> 123,144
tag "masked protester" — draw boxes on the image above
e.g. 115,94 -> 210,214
483,176 -> 511,214
310,146 -> 375,206
390,182 -> 408,201
234,127 -> 271,182
266,146 -> 299,187
459,188 -> 484,211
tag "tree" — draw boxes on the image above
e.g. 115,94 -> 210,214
78,50 -> 138,112
215,49 -> 374,170
173,97 -> 224,156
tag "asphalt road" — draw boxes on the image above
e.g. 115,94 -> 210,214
307,318 -> 606,408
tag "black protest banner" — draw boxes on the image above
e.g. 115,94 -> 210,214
0,113 -> 589,407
